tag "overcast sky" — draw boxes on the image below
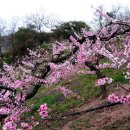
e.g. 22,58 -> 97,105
0,0 -> 130,23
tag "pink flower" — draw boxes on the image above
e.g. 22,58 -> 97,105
108,93 -> 119,103
59,86 -> 68,97
14,80 -> 22,89
22,61 -> 34,68
21,122 -> 32,130
38,103 -> 48,119
127,94 -> 130,103
70,36 -> 80,47
96,78 -> 106,86
3,121 -> 17,130
108,94 -> 130,103
127,63 -> 130,69
0,107 -> 10,115
96,77 -> 113,86
119,96 -> 127,103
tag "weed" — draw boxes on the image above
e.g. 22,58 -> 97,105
127,125 -> 130,130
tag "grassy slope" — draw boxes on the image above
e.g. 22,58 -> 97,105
25,73 -> 100,129
24,66 -> 130,130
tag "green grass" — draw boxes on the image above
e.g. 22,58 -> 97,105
56,97 -> 82,113
127,115 -> 130,120
38,42 -> 52,50
28,73 -> 100,113
25,64 -> 129,129
24,73 -> 101,129
127,125 -> 130,130
32,94 -> 56,111
72,74 -> 100,99
31,91 -> 82,114
70,118 -> 91,130
0,125 -> 3,130
101,68 -> 129,84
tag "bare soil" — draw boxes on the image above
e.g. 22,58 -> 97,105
61,84 -> 130,130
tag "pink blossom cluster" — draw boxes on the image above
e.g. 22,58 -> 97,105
0,54 -> 46,129
96,63 -> 112,69
70,36 -> 81,47
22,61 -> 35,68
125,71 -> 130,80
69,34 -> 127,69
82,28 -> 95,37
124,63 -> 130,79
127,63 -> 130,69
45,62 -> 95,85
3,121 -> 17,130
0,107 -> 10,115
3,63 -> 14,75
58,86 -> 75,97
96,8 -> 112,21
96,77 -> 113,86
96,47 -> 120,63
1,8 -> 130,130
96,60 -> 127,69
124,42 -> 130,58
3,107 -> 39,130
44,62 -> 77,85
21,122 -> 33,130
38,103 -> 48,119
77,70 -> 96,75
30,116 -> 39,127
108,93 -> 130,103
59,86 -> 69,97
58,86 -> 80,99
50,19 -> 130,86
3,108 -> 28,130
77,43 -> 96,64
27,48 -> 41,58
53,41 -> 71,55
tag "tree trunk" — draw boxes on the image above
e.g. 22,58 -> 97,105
96,69 -> 108,99
100,85 -> 107,99
85,62 -> 107,98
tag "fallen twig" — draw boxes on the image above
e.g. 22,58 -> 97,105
117,83 -> 130,92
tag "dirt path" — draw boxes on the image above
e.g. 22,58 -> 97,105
62,97 -> 130,130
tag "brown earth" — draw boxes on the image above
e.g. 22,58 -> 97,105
61,84 -> 130,130
62,99 -> 130,130
39,83 -> 130,130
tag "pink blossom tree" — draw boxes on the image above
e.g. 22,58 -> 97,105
0,9 -> 130,129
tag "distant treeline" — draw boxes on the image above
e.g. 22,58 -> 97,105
1,21 -> 90,58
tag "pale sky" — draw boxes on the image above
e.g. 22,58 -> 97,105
0,0 -> 130,22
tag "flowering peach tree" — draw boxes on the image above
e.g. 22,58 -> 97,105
0,9 -> 130,129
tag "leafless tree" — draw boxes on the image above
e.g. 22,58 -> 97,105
47,15 -> 62,30
91,5 -> 130,31
0,18 -> 6,63
7,17 -> 19,60
0,18 -> 6,36
8,17 -> 19,34
91,5 -> 105,30
25,12 -> 49,33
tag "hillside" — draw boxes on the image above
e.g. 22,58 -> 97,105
1,13 -> 130,130
24,66 -> 130,130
